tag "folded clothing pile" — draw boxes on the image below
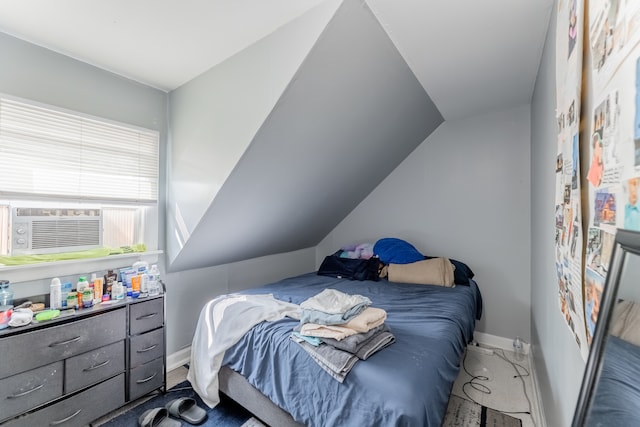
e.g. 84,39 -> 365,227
291,288 -> 395,382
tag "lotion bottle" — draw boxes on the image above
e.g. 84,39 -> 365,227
113,281 -> 125,300
50,278 -> 62,309
148,265 -> 160,296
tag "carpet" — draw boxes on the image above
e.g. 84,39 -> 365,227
442,395 -> 522,427
99,380 -> 264,427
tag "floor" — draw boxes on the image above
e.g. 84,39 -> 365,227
96,344 -> 541,427
451,344 -> 541,427
92,367 -> 191,426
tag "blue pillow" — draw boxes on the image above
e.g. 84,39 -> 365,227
373,238 -> 424,264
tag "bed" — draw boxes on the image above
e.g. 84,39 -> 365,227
188,271 -> 482,427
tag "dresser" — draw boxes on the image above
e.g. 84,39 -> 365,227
0,294 -> 165,427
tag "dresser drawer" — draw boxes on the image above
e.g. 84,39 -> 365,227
65,340 -> 125,393
0,362 -> 63,423
0,308 -> 126,379
129,357 -> 164,401
129,298 -> 163,335
130,328 -> 164,368
1,373 -> 124,427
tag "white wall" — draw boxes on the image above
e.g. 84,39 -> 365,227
163,247 -> 316,353
319,105 -> 532,341
530,3 -> 585,426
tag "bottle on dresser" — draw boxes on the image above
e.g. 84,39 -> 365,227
91,273 -> 104,305
112,281 -> 125,300
61,281 -> 73,308
132,261 -> 149,295
104,270 -> 118,301
147,265 -> 161,296
76,276 -> 89,308
50,278 -> 62,309
0,280 -> 13,306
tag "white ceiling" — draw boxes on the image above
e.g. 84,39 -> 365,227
0,0 -> 327,91
0,0 -> 554,119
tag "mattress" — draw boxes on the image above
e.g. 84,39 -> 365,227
214,272 -> 482,426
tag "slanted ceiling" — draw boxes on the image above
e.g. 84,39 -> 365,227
167,0 -> 442,271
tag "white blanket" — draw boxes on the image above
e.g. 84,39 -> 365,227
187,293 -> 300,407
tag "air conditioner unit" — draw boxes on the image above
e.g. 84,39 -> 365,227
10,207 -> 103,255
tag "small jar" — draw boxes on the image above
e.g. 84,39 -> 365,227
82,288 -> 94,308
0,280 -> 13,306
67,292 -> 78,309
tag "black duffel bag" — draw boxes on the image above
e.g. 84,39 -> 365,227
317,251 -> 381,281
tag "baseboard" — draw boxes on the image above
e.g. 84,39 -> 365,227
167,346 -> 191,371
528,346 -> 548,427
473,330 -> 530,354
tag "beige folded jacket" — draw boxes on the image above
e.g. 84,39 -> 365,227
387,257 -> 455,287
300,307 -> 387,340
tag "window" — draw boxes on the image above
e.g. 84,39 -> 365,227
0,94 -> 159,258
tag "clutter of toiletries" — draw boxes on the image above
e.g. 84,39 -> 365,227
0,261 -> 162,329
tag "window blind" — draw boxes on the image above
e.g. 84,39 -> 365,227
0,96 -> 159,203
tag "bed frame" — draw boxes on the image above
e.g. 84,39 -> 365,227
219,366 -> 303,427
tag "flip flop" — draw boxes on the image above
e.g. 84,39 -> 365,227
138,407 -> 181,427
166,397 -> 207,425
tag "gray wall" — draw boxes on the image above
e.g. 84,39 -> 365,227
530,3 -> 585,426
319,104 -> 532,341
0,33 -> 166,132
167,0 -> 341,263
168,0 -> 443,272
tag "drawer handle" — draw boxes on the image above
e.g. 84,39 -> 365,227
136,372 -> 157,384
49,336 -> 81,347
137,344 -> 158,353
136,312 -> 158,320
83,359 -> 111,372
50,409 -> 82,425
7,383 -> 44,398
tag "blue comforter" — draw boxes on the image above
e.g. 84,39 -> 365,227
222,273 -> 482,427
585,335 -> 640,426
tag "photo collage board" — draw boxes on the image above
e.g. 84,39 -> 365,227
556,0 -> 640,360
